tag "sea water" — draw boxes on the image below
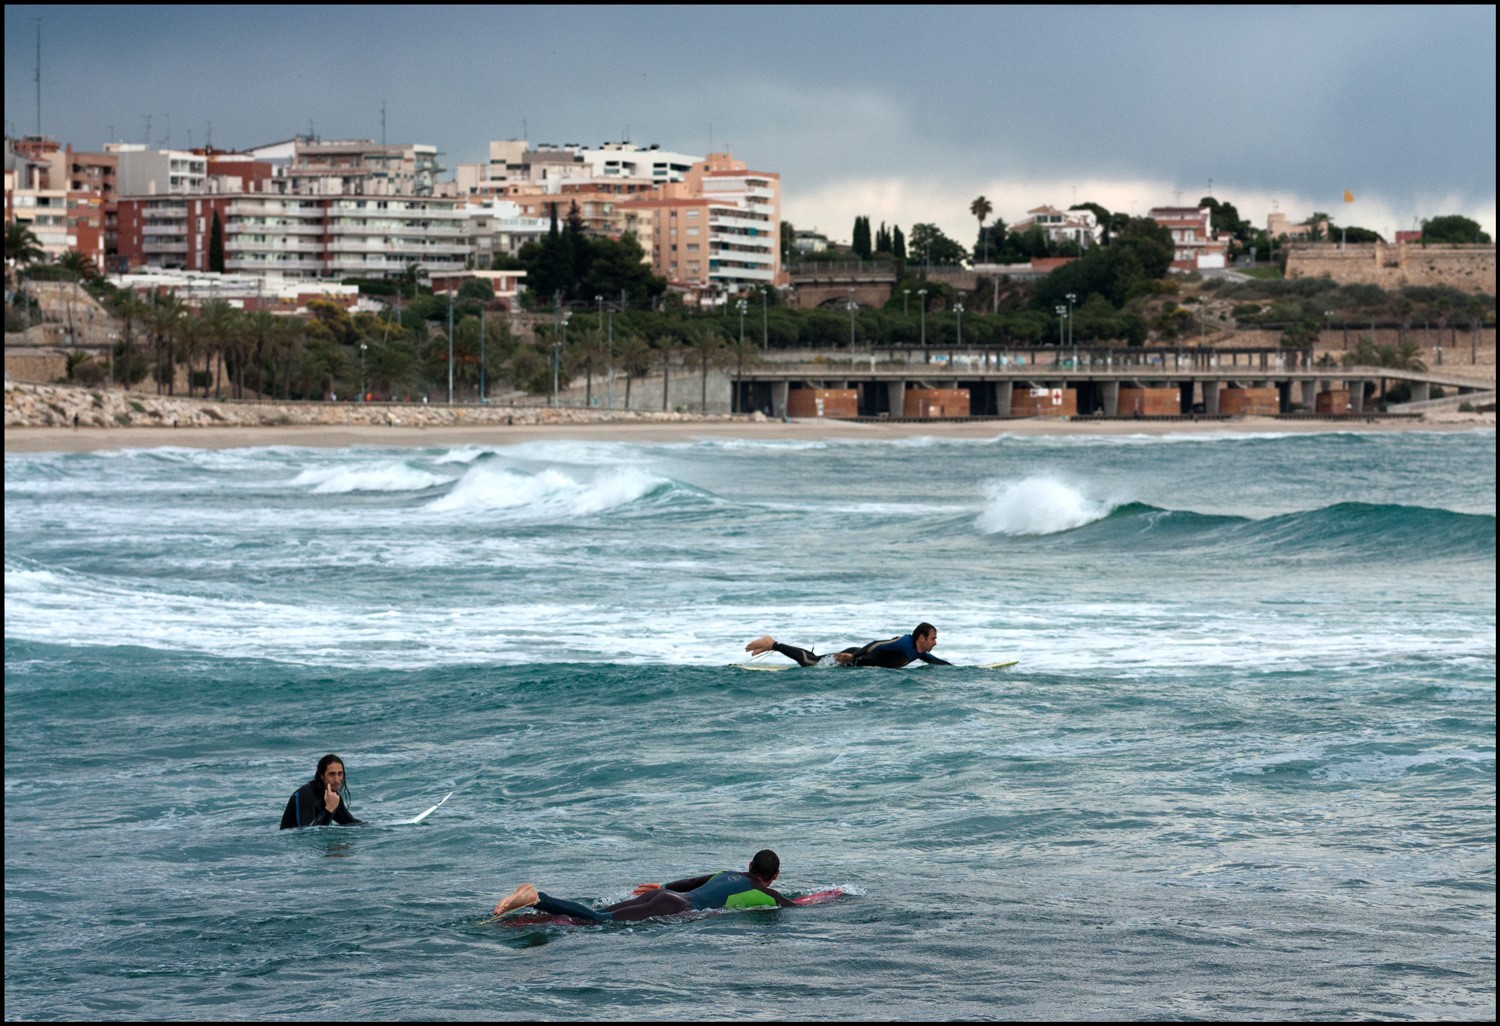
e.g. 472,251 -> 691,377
4,429 -> 1494,1020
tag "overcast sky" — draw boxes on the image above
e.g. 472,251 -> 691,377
5,5 -> 1495,246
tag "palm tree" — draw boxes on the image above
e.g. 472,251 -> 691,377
684,324 -> 727,412
5,223 -> 44,267
614,334 -> 651,410
970,195 -> 993,264
654,332 -> 683,411
147,292 -> 185,395
724,337 -> 761,414
197,299 -> 238,399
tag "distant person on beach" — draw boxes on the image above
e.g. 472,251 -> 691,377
745,622 -> 952,668
491,849 -> 796,923
279,753 -> 363,829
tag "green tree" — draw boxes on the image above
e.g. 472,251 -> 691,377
908,223 -> 967,267
1421,214 -> 1491,244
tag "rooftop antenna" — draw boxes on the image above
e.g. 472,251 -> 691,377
164,112 -> 171,149
34,17 -> 42,137
144,114 -> 152,146
206,120 -> 212,149
381,99 -> 386,146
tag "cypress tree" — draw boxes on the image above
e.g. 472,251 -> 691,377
208,211 -> 225,273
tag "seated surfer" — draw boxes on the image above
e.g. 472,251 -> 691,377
279,753 -> 364,829
492,848 -> 797,923
745,621 -> 952,668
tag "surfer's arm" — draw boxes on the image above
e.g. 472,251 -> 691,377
758,885 -> 798,908
661,874 -> 714,893
918,652 -> 953,666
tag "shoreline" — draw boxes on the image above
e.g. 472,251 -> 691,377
7,411 -> 1494,454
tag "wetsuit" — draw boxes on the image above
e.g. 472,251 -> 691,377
279,781 -> 363,829
530,871 -> 793,924
772,633 -> 953,669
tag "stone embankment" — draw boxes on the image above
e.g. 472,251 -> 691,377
5,382 -> 764,430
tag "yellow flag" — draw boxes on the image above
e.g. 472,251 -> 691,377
1344,190 -> 1354,203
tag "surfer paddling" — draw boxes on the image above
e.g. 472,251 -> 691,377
745,622 -> 952,668
492,849 -> 797,923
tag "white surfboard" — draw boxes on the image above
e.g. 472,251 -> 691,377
730,660 -> 1018,671
400,791 -> 453,825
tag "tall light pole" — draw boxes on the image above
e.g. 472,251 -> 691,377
1066,292 -> 1077,348
903,288 -> 911,317
360,341 -> 368,400
1055,305 -> 1067,347
737,297 -> 748,347
918,287 -> 928,362
847,296 -> 858,349
606,305 -> 614,409
478,314 -> 486,404
760,284 -> 769,352
954,301 -> 964,366
446,288 -> 454,405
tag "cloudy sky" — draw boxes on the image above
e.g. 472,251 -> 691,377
5,5 -> 1495,246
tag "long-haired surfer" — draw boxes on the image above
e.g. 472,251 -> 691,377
279,753 -> 364,829
745,622 -> 952,668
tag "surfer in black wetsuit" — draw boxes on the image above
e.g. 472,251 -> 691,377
745,622 -> 952,668
491,849 -> 796,923
279,754 -> 364,829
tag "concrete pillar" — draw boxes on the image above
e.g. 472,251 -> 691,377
1301,379 -> 1317,409
1101,379 -> 1120,417
772,380 -> 789,419
1348,379 -> 1364,413
1204,380 -> 1221,415
994,381 -> 1012,417
886,380 -> 906,418
1410,381 -> 1431,403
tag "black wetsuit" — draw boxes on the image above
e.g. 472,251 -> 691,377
531,871 -> 793,924
772,632 -> 953,668
279,781 -> 363,829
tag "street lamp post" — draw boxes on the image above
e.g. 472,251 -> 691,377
848,296 -> 858,349
479,314 -> 486,404
446,289 -> 454,405
760,285 -> 769,352
737,298 -> 747,347
1055,305 -> 1067,347
903,288 -> 911,317
954,301 -> 963,366
1066,292 -> 1077,347
360,342 -> 368,400
918,288 -> 928,362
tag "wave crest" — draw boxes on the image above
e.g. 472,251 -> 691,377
974,477 -> 1117,535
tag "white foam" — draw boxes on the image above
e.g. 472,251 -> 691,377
974,476 -> 1117,535
291,462 -> 448,494
425,464 -> 664,517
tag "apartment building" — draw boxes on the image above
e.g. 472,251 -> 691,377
104,143 -> 208,196
246,137 -> 443,196
622,153 -> 781,300
1147,205 -> 1229,271
116,193 -> 468,279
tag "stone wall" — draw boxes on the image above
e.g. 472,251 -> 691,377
4,381 -> 762,430
1285,242 -> 1495,294
4,351 -> 68,384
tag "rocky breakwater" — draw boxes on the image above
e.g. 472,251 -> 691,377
5,382 -> 766,430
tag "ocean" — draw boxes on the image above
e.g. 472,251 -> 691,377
4,428 -> 1495,1020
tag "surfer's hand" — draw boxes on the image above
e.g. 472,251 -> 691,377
632,883 -> 661,895
324,785 -> 339,812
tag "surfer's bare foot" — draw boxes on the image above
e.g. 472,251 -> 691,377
493,883 -> 539,916
834,652 -> 854,665
745,635 -> 775,656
